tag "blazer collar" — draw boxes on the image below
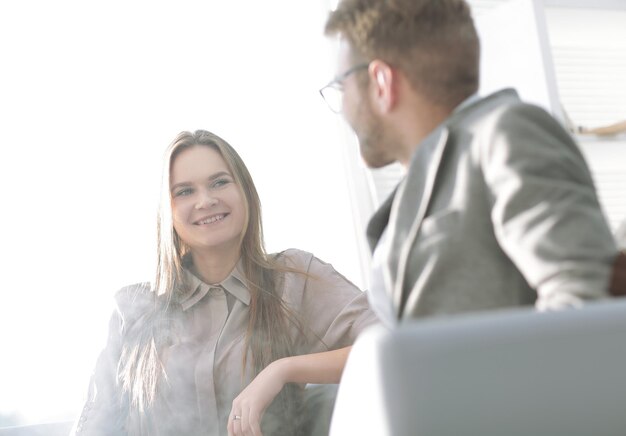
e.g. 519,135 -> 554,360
365,89 -> 499,250
450,88 -> 520,121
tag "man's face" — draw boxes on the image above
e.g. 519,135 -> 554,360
337,39 -> 396,169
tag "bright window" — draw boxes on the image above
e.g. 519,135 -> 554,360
0,0 -> 364,426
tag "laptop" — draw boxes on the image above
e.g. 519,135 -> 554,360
331,299 -> 626,436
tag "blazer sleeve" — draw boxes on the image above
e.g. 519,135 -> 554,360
280,249 -> 380,353
481,102 -> 619,309
71,295 -> 133,435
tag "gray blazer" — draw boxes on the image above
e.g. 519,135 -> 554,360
367,89 -> 618,322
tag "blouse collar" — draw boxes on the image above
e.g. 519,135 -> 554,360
180,261 -> 250,311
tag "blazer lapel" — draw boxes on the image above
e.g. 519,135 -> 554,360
366,187 -> 397,253
391,127 -> 450,317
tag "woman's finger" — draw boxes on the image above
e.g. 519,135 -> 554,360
240,408 -> 250,436
228,412 -> 243,436
241,407 -> 262,436
247,409 -> 263,436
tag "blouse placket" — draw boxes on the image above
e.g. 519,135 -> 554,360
193,286 -> 229,435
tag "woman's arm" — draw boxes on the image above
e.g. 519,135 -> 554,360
227,346 -> 351,436
273,345 -> 351,384
71,311 -> 128,436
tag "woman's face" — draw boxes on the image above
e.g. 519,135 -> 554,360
170,145 -> 247,254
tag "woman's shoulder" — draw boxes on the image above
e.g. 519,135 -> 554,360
113,282 -> 154,321
272,248 -> 347,280
273,248 -> 315,270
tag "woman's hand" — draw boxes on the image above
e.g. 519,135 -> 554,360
227,346 -> 351,435
227,360 -> 288,436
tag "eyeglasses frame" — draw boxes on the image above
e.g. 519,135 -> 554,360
319,62 -> 370,113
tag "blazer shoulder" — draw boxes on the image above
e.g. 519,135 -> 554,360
494,100 -> 556,123
456,94 -> 566,147
484,100 -> 573,149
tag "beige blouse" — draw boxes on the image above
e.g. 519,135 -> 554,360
73,249 -> 379,436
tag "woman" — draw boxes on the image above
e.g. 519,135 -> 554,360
73,130 -> 378,436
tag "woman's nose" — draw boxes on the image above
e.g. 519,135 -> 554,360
194,193 -> 218,210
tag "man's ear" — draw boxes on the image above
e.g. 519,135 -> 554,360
368,60 -> 395,113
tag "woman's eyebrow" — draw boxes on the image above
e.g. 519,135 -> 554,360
207,171 -> 232,180
170,171 -> 232,191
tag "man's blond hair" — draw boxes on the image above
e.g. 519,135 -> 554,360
325,0 -> 480,108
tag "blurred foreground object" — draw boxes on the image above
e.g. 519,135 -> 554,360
331,300 -> 626,436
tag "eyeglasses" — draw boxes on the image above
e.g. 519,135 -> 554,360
319,63 -> 369,113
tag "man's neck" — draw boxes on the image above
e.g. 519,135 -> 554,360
395,100 -> 453,167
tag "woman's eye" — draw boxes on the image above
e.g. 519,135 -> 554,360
174,188 -> 192,197
211,178 -> 231,189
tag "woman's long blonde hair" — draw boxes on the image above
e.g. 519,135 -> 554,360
119,130 -> 303,419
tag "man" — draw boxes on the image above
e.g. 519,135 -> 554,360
321,0 -> 623,326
